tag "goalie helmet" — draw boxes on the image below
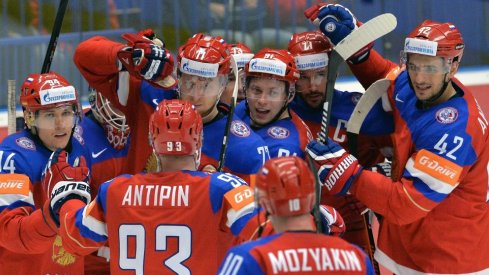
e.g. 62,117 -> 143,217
88,88 -> 130,150
255,156 -> 315,216
20,72 -> 80,113
405,20 -> 464,61
149,99 -> 203,156
177,33 -> 231,77
288,31 -> 333,71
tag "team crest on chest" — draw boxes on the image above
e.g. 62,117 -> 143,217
436,107 -> 458,124
268,126 -> 290,139
15,137 -> 36,151
231,120 -> 251,137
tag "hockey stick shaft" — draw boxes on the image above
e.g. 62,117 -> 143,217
41,0 -> 69,73
217,56 -> 240,172
317,13 -> 396,143
7,80 -> 16,135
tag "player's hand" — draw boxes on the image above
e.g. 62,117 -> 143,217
306,139 -> 363,196
304,3 -> 357,45
41,150 -> 91,227
304,3 -> 373,63
319,205 -> 346,237
117,32 -> 174,83
368,161 -> 392,177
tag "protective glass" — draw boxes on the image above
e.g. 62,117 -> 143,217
33,105 -> 77,130
179,74 -> 224,97
400,51 -> 451,75
296,68 -> 327,92
245,79 -> 288,102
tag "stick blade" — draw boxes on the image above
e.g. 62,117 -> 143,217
347,78 -> 391,134
336,13 -> 397,60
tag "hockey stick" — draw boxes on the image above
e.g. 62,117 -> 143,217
315,14 -> 396,275
41,0 -> 69,73
217,55 -> 239,172
7,80 -> 16,134
317,13 -> 396,143
346,78 -> 390,156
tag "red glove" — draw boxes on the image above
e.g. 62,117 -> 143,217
117,32 -> 176,88
306,140 -> 363,196
320,205 -> 346,237
41,150 -> 91,227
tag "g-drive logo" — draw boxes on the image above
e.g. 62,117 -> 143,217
404,38 -> 437,56
180,57 -> 219,78
40,86 -> 76,105
249,58 -> 286,77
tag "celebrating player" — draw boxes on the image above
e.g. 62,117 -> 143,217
73,29 -> 177,177
234,48 -> 313,159
176,33 -> 270,180
305,3 -> 489,274
218,156 -> 374,274
44,99 -> 260,274
221,42 -> 254,106
0,72 -> 88,274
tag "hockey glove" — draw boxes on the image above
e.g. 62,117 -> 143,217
306,139 -> 363,196
319,205 -> 346,237
117,32 -> 175,87
367,161 -> 392,177
41,150 -> 91,227
304,3 -> 373,63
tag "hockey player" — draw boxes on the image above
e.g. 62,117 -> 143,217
221,42 -> 254,106
73,29 -> 177,177
234,48 -> 313,159
43,99 -> 261,274
305,3 -> 489,274
218,156 -> 374,274
83,88 -> 130,195
176,33 -> 270,180
288,30 -> 392,167
0,72 -> 88,274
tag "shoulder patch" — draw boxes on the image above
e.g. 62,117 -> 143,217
0,174 -> 31,196
15,137 -> 36,151
224,185 -> 254,210
413,149 -> 462,185
436,107 -> 458,124
267,126 -> 290,139
231,120 -> 251,137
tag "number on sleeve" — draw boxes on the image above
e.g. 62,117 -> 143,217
0,151 -> 16,173
257,146 -> 270,165
434,134 -> 464,160
219,252 -> 244,275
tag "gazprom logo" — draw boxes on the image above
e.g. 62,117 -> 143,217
404,38 -> 437,56
249,58 -> 286,77
39,86 -> 76,105
233,53 -> 254,68
180,57 -> 219,78
295,53 -> 328,71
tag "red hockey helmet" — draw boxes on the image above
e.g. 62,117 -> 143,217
245,48 -> 300,85
228,42 -> 254,69
177,33 -> 231,77
288,31 -> 333,71
20,72 -> 80,113
255,156 -> 316,216
405,20 -> 464,61
149,99 -> 203,156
